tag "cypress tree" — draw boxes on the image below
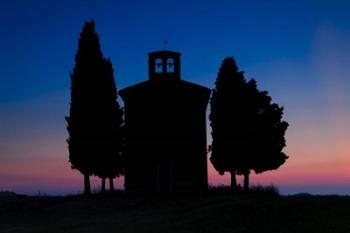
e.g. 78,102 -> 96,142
66,21 -> 123,195
209,57 -> 245,191
93,58 -> 124,192
209,57 -> 288,192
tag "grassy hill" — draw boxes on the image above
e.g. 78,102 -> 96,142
1,192 -> 350,233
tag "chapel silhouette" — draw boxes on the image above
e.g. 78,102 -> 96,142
120,50 -> 210,193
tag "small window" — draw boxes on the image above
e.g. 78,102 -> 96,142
155,58 -> 163,73
167,58 -> 175,73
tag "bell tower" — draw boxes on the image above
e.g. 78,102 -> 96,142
148,50 -> 181,81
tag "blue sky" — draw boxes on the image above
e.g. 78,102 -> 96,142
1,0 -> 350,195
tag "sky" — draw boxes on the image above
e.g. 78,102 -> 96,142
1,0 -> 350,195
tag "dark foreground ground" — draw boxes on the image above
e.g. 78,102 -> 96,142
1,192 -> 350,233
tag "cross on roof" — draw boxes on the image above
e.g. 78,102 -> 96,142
163,39 -> 168,50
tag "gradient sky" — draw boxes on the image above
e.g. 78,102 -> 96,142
1,0 -> 350,195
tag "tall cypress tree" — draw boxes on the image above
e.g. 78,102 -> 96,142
66,21 -> 123,195
209,57 -> 245,190
92,58 -> 124,192
209,57 -> 288,191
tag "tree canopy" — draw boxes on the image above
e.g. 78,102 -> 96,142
66,20 -> 123,195
209,57 -> 288,191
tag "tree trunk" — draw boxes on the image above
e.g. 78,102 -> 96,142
101,178 -> 106,193
230,169 -> 237,191
243,170 -> 249,192
109,178 -> 114,191
84,173 -> 91,196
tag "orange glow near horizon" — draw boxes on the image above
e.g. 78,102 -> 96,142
1,127 -> 349,195
2,94 -> 350,195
